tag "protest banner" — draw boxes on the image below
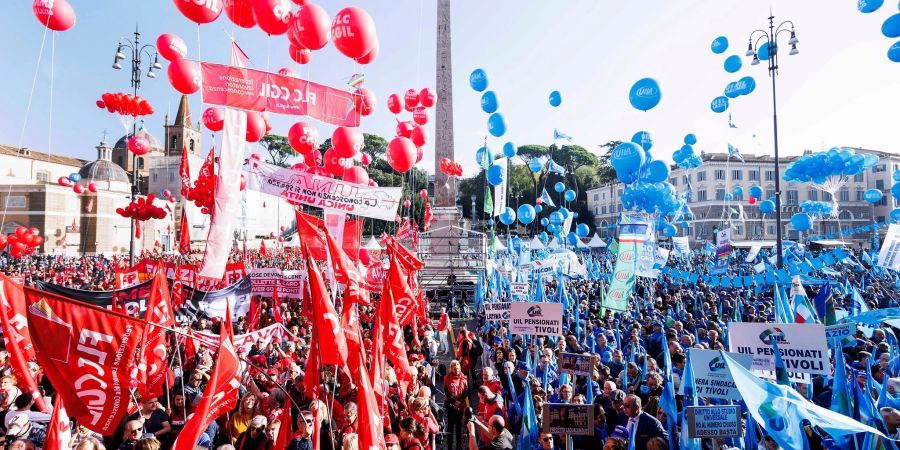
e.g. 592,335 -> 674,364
685,405 -> 740,438
746,244 -> 762,263
248,160 -> 402,221
716,228 -> 732,246
728,322 -> 829,376
558,352 -> 594,377
672,236 -> 690,257
636,239 -> 659,279
249,268 -> 308,298
542,403 -> 594,436
678,349 -> 752,401
605,221 -> 647,312
878,224 -> 900,271
510,302 -> 563,336
825,322 -> 857,349
529,250 -> 587,278
192,323 -> 296,354
484,302 -> 511,321
510,282 -> 528,298
712,244 -> 731,275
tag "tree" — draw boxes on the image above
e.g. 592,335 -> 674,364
595,140 -> 623,185
259,135 -> 296,168
317,133 -> 388,158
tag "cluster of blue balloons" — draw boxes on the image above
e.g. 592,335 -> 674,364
801,200 -> 835,218
673,134 -> 703,170
628,78 -> 662,111
621,181 -> 680,215
724,76 -> 756,98
783,147 -> 880,184
864,3 -> 900,61
791,212 -> 813,232
470,68 -> 507,137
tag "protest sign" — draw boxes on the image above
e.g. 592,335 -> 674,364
678,349 -> 753,400
728,322 -> 829,376
716,228 -> 732,246
510,302 -> 563,336
510,282 -> 528,298
484,302 -> 511,321
878,224 -> 900,271
192,323 -> 296,354
542,404 -> 594,436
605,222 -> 647,312
558,352 -> 594,377
249,268 -> 308,298
686,405 -> 740,438
672,236 -> 690,257
825,322 -> 857,349
746,244 -> 762,263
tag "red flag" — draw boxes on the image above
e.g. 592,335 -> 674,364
395,218 -> 411,241
341,303 -> 362,361
272,286 -> 283,325
179,145 -> 191,195
423,200 -> 433,231
24,287 -> 148,434
139,267 -> 175,399
172,308 -> 240,450
43,396 -> 71,450
260,239 -> 269,257
387,252 -> 419,328
380,255 -> 413,386
305,247 -> 348,366
324,229 -> 367,305
294,211 -> 363,261
0,275 -> 47,412
411,221 -> 419,250
274,398 -> 292,450
351,344 -> 384,450
385,237 -> 425,271
245,297 -> 261,332
303,331 -> 320,399
179,209 -> 191,255
172,264 -> 187,309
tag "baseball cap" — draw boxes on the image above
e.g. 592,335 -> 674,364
384,434 -> 400,445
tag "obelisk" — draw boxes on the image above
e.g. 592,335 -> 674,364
433,0 -> 460,225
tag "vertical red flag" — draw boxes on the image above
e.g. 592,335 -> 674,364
305,247 -> 348,366
324,229 -> 367,305
43,396 -> 71,450
272,286 -> 283,325
179,145 -> 191,195
172,308 -> 241,450
245,297 -> 261,332
303,331 -> 320,399
274,399 -> 292,450
423,200 -> 433,232
24,287 -> 147,434
260,240 -> 269,257
139,267 -> 176,399
352,344 -> 384,450
0,275 -> 47,412
380,254 -> 413,386
179,209 -> 191,255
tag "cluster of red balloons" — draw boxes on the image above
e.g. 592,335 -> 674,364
183,157 -> 217,215
116,194 -> 168,222
57,175 -> 99,195
200,107 -> 270,143
96,93 -> 154,118
382,88 -> 436,173
33,0 -> 76,31
1,227 -> 43,258
439,157 -> 463,177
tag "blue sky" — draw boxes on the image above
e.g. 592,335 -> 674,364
2,1 -> 900,175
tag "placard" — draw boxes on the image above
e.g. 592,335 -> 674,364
542,404 -> 594,436
510,282 -> 528,298
672,236 -> 690,257
484,302 -> 511,321
728,322 -> 829,375
678,349 -> 753,401
559,352 -> 594,377
249,268 -> 308,298
878,224 -> 900,271
686,405 -> 740,438
825,322 -> 857,349
510,302 -> 563,336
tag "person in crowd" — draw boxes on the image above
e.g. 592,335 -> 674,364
622,395 -> 667,450
229,394 -> 261,442
234,416 -> 273,450
286,411 -> 313,450
119,421 -> 145,450
466,415 -> 513,450
128,397 -> 171,442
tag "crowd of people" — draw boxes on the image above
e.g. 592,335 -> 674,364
0,242 -> 898,450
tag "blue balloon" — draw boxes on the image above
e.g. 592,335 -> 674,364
476,146 -> 493,166
573,212 -> 579,219
547,224 -> 559,234
576,223 -> 590,238
737,76 -> 756,95
68,173 -> 81,183
540,217 -> 549,227
892,208 -> 900,222
610,142 -> 646,177
884,13 -> 900,38
529,158 -> 543,173
859,0 -> 884,13
469,68 -> 489,92
711,36 -> 728,54
724,55 -> 742,73
502,142 -> 517,158
724,193 -> 733,201
681,221 -> 690,229
889,41 -> 900,62
564,190 -> 576,202
894,170 -> 900,182
549,90 -> 562,107
487,113 -> 507,137
710,96 -> 729,113
892,182 -> 900,200
628,78 -> 662,111
865,189 -> 884,203
684,134 -> 697,146
554,182 -> 566,193
534,204 -> 543,213
499,207 -> 517,225
724,82 -> 741,99
758,42 -> 771,61
480,91 -> 499,114
733,186 -> 744,196
487,219 -> 494,226
759,200 -> 775,214
646,160 -> 670,183
790,213 -> 813,232
539,231 -> 549,243
663,223 -> 677,237
517,204 -> 536,225
486,164 -> 505,186
559,207 -> 570,218
749,185 -> 763,198
631,131 -> 653,151
550,211 -> 565,226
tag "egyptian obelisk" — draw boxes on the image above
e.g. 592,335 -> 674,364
433,0 -> 460,225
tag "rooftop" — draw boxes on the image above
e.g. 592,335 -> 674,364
0,144 -> 86,167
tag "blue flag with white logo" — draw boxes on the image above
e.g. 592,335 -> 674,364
679,350 -> 701,450
516,381 -> 539,450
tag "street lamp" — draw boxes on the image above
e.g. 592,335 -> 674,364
745,13 -> 799,269
111,25 -> 161,264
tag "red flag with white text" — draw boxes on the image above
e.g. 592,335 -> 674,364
179,210 -> 191,255
324,229 -> 367,305
43,396 -> 71,450
139,267 -> 175,399
0,275 -> 47,412
305,248 -> 348,366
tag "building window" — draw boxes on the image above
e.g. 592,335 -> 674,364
749,171 -> 759,181
766,189 -> 775,200
877,179 -> 885,190
765,170 -> 775,181
808,190 -> 818,201
152,173 -> 158,182
594,194 -> 598,201
602,193 -> 606,200
696,172 -> 706,182
169,172 -> 176,182
602,206 -> 607,214
823,191 -> 833,201
715,189 -> 726,200
171,135 -> 177,150
34,171 -> 49,183
697,190 -> 707,201
136,158 -> 144,170
767,225 -> 775,235
786,190 -> 798,205
735,225 -> 743,235
856,190 -> 864,201
715,170 -> 726,180
878,216 -> 886,222
854,173 -> 864,182
873,164 -> 886,173
189,139 -> 195,153
879,197 -> 888,207
732,170 -> 742,180
840,189 -> 850,202
670,178 -> 677,186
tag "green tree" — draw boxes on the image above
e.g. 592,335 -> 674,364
259,135 -> 297,168
595,140 -> 623,185
317,133 -> 388,158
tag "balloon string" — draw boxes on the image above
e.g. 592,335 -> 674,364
48,32 -> 56,161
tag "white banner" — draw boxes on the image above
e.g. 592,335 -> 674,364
717,228 -> 732,246
686,406 -> 740,439
192,323 -> 296,354
510,302 -> 563,336
510,282 -> 528,298
248,159 -> 402,221
878,224 -> 900,271
746,244 -> 762,263
678,349 -> 752,400
527,250 -> 587,278
493,157 -> 507,217
728,322 -> 830,376
672,236 -> 690,257
248,268 -> 308,298
637,243 -> 668,278
484,301 -> 511,321
825,322 -> 857,349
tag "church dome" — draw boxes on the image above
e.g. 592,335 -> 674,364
79,137 -> 131,191
114,126 -> 162,153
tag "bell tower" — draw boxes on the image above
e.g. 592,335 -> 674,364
164,95 -> 202,157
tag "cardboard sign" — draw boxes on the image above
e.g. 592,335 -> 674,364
542,403 -> 594,436
728,322 -> 829,375
510,282 -> 529,298
510,302 -> 563,336
686,405 -> 740,438
678,349 -> 753,401
484,302 -> 511,321
878,224 -> 900,271
825,322 -> 858,349
249,268 -> 308,299
558,352 -> 594,377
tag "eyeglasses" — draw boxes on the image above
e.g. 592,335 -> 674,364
542,437 -> 553,442
251,426 -> 265,431
129,429 -> 142,435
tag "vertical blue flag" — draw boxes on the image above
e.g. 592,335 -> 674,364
680,350 -> 701,450
660,340 -> 677,450
516,381 -> 539,450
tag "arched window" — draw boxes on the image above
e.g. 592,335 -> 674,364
839,210 -> 852,221
171,135 -> 177,150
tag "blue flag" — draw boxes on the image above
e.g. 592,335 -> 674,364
660,340 -> 677,450
516,381 -> 539,450
831,343 -> 853,448
679,350 -> 701,450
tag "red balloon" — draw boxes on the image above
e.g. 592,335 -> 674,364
403,199 -> 411,208
245,111 -> 266,142
21,234 -> 34,247
331,7 -> 377,59
354,88 -> 376,116
28,227 -> 39,236
387,136 -> 417,173
288,122 -> 319,154
355,40 -> 378,64
278,67 -> 297,78
331,127 -> 363,158
73,184 -> 84,194
96,100 -> 105,109
360,153 -> 372,166
748,197 -> 757,204
368,180 -> 378,187
87,183 -> 98,193
240,174 -> 247,191
10,242 -> 26,258
291,0 -> 308,4
323,148 -> 348,177
358,248 -> 371,266
288,44 -> 312,64
419,88 -> 436,108
14,227 -> 26,239
224,0 -> 257,28
202,107 -> 224,132
167,59 -> 201,95
387,93 -> 402,115
32,236 -> 44,247
404,89 -> 420,109
415,146 -> 423,163
129,135 -> 151,155
343,166 -> 369,185
412,106 -> 429,125
252,0 -> 292,35
396,121 -> 415,139
419,189 -> 428,198
0,235 -> 6,248
156,33 -> 189,61
290,3 -> 330,50
58,177 -> 70,186
173,0 -> 223,24
33,0 -> 76,31
303,151 -> 321,167
411,125 -> 428,147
